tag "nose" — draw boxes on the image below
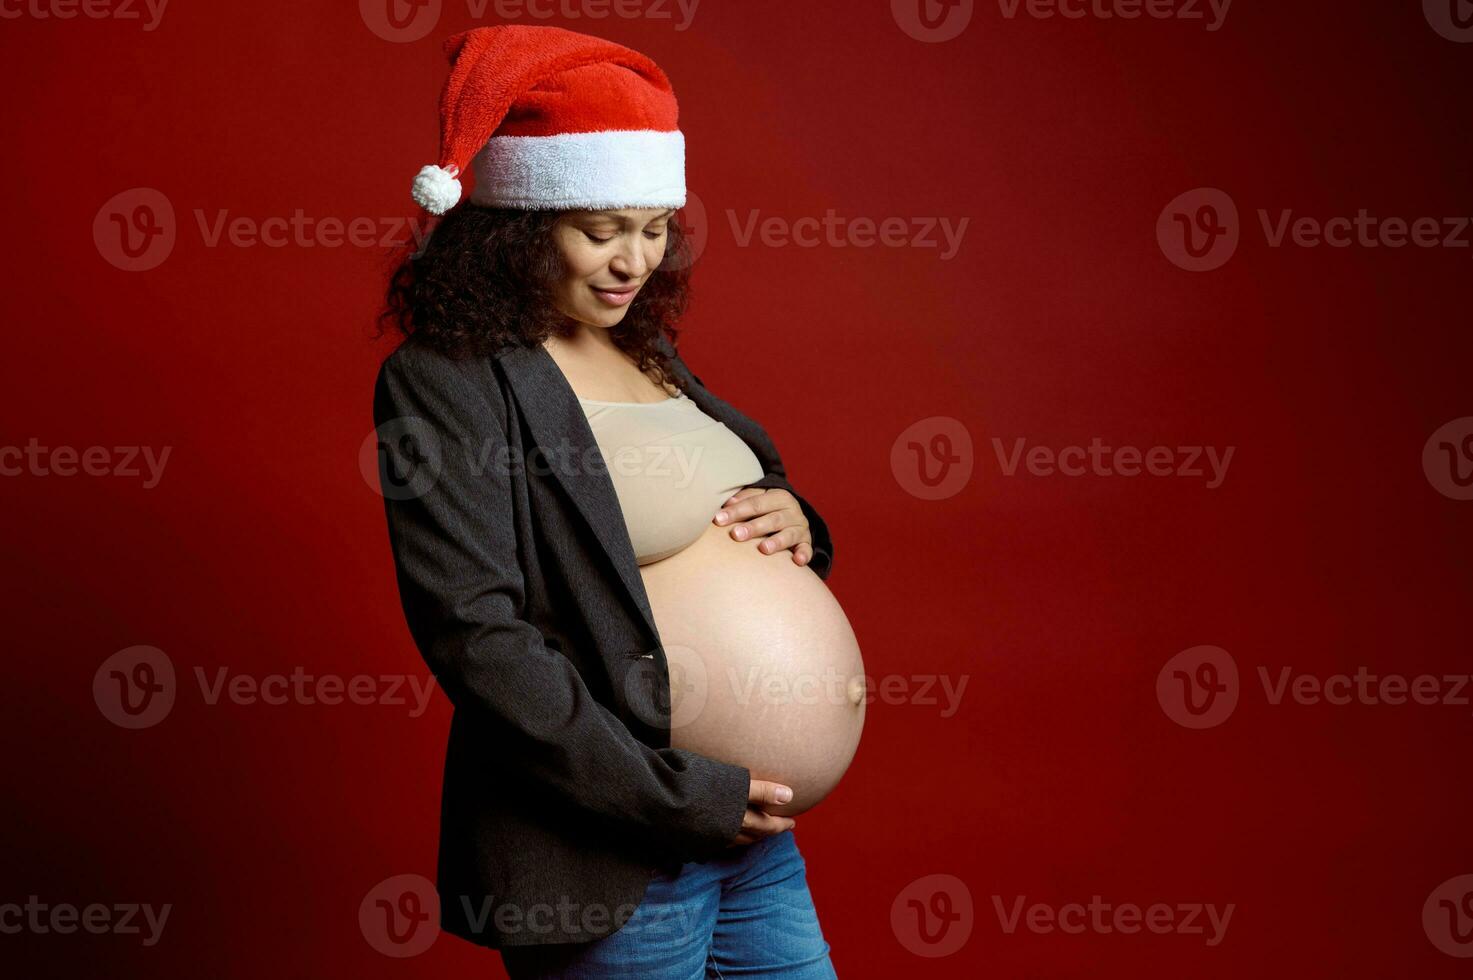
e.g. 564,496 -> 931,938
608,234 -> 650,281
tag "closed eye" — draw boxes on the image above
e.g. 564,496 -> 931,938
584,226 -> 668,244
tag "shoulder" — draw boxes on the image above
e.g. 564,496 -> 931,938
378,337 -> 491,385
374,338 -> 509,430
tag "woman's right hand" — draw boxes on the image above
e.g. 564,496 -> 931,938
728,779 -> 796,846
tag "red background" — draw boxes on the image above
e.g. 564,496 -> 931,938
4,0 -> 1471,976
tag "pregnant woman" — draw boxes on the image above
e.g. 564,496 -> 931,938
373,25 -> 863,978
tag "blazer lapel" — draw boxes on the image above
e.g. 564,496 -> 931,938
496,343 -> 661,645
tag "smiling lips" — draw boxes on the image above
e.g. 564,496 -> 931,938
591,284 -> 639,307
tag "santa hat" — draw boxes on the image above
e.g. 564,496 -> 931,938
410,25 -> 686,215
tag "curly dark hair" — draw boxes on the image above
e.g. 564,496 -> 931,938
377,203 -> 694,395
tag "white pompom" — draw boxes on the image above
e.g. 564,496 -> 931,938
411,164 -> 461,215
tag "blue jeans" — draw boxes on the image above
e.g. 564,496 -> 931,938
498,832 -> 837,979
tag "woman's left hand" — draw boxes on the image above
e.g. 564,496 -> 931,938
713,487 -> 814,568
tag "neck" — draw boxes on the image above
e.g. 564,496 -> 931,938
547,322 -> 620,357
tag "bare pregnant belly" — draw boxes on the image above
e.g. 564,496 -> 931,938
639,521 -> 865,817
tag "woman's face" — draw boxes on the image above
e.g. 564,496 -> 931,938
550,207 -> 674,329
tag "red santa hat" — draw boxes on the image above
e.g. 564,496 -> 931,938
410,25 -> 686,215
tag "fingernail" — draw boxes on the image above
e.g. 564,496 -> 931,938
715,511 -> 728,524
734,527 -> 748,540
775,786 -> 792,803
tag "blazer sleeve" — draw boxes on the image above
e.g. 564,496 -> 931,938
372,346 -> 750,863
674,359 -> 835,581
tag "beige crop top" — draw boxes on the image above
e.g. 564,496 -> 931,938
579,391 -> 765,565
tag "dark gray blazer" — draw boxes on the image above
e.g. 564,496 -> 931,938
371,335 -> 834,949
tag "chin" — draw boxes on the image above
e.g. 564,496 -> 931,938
559,297 -> 634,329
588,308 -> 633,328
